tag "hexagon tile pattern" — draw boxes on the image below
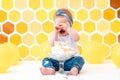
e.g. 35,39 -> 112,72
0,0 -> 120,60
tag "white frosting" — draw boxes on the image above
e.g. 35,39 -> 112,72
49,41 -> 75,61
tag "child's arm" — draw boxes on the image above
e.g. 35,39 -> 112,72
67,27 -> 80,42
50,25 -> 61,46
50,31 -> 58,46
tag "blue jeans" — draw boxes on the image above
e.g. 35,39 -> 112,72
42,56 -> 85,73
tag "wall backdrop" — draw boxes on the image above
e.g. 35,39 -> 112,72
0,0 -> 120,60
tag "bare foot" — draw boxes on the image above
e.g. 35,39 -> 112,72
40,67 -> 55,75
70,67 -> 78,76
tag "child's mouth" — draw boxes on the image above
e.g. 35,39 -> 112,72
60,29 -> 65,34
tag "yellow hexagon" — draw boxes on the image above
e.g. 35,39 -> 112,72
84,20 -> 95,33
9,10 -> 20,22
90,9 -> 102,21
19,45 -> 29,58
23,10 -> 34,22
10,34 -> 21,45
72,21 -> 82,32
23,33 -> 34,46
56,0 -> 68,8
29,0 -> 40,10
30,45 -> 41,57
91,33 -> 102,42
70,0 -> 81,9
96,0 -> 108,9
110,20 -> 120,33
15,0 -> 27,10
2,0 -> 13,10
42,21 -> 54,34
49,9 -> 57,21
42,0 -> 54,9
97,20 -> 109,33
78,33 -> 89,46
16,22 -> 28,34
36,33 -> 48,44
104,8 -> 115,21
83,0 -> 94,9
0,10 -> 7,22
29,22 -> 41,34
36,9 -> 47,22
104,33 -> 116,45
77,9 -> 88,21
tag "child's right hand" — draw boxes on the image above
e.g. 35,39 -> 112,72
54,24 -> 62,33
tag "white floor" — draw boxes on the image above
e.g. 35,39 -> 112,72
0,60 -> 120,80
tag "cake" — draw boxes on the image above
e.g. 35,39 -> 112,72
49,41 -> 75,61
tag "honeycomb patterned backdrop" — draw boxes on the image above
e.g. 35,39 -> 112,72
0,0 -> 120,61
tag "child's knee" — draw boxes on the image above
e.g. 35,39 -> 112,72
74,56 -> 85,65
42,57 -> 51,66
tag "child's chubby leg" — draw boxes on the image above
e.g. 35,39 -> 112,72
64,56 -> 85,76
40,57 -> 60,75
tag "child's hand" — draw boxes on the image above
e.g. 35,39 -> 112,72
60,23 -> 71,33
54,25 -> 62,33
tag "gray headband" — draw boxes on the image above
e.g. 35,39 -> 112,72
54,9 -> 72,27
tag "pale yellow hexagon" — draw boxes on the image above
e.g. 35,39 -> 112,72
83,0 -> 94,9
15,0 -> 27,10
104,33 -> 116,45
30,45 -> 41,57
77,9 -> 88,21
36,9 -> 47,22
0,10 -> 7,22
70,0 -> 81,10
56,0 -> 68,8
72,21 -> 82,32
91,33 -> 102,42
42,0 -> 54,10
42,21 -> 54,34
110,20 -> 120,33
29,0 -> 40,10
19,45 -> 29,58
10,34 -> 21,45
16,22 -> 28,34
97,20 -> 109,33
79,33 -> 89,46
29,22 -> 41,34
96,0 -> 108,9
2,0 -> 13,10
23,33 -> 34,46
104,8 -> 115,21
23,10 -> 34,22
36,33 -> 48,44
90,9 -> 102,21
84,20 -> 95,33
49,9 -> 57,21
9,10 -> 20,22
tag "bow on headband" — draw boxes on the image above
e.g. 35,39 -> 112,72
55,9 -> 72,26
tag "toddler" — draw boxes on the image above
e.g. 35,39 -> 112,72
40,9 -> 85,76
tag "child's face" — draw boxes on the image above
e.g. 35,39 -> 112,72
55,16 -> 70,36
